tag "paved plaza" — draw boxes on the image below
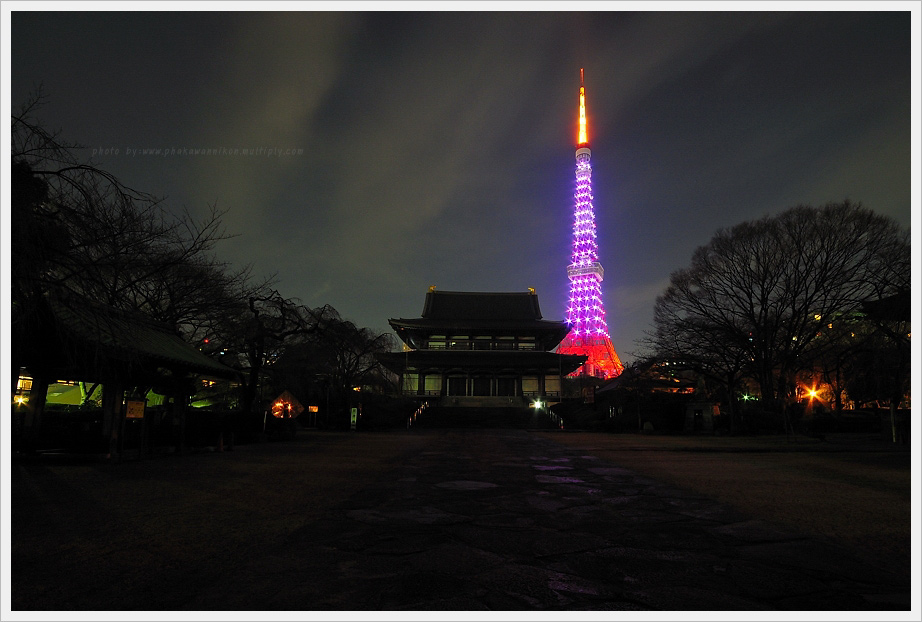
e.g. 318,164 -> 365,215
9,428 -> 913,612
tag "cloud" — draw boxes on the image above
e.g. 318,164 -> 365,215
292,15 -> 564,284
184,13 -> 360,261
611,277 -> 671,316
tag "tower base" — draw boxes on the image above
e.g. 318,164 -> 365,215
557,334 -> 624,379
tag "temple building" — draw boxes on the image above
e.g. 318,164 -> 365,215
378,288 -> 586,408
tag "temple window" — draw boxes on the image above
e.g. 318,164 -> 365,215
522,376 -> 539,395
423,374 -> 441,395
403,373 -> 419,394
545,375 -> 561,397
449,336 -> 470,350
495,336 -> 515,350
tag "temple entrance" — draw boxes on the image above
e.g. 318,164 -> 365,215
496,377 -> 516,397
447,376 -> 466,396
472,376 -> 492,396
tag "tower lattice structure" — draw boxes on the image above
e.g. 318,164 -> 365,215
556,69 -> 624,379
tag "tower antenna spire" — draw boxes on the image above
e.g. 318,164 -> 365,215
577,69 -> 589,147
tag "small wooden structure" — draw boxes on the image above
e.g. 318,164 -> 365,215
13,289 -> 238,459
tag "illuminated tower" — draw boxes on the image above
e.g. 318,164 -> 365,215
556,69 -> 624,379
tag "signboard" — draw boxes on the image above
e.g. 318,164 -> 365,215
125,400 -> 145,419
350,408 -> 358,431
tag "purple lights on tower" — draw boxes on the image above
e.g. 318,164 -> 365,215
557,69 -> 624,379
565,147 -> 608,337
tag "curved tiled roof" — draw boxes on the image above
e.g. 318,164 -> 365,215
389,290 -> 571,351
42,289 -> 238,379
420,290 -> 544,321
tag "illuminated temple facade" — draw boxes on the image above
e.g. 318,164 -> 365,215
555,69 -> 624,379
379,288 -> 586,408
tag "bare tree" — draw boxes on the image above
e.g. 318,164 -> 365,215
11,94 -> 270,374
206,292 -> 337,416
647,295 -> 751,432
310,317 -> 395,421
649,202 -> 909,423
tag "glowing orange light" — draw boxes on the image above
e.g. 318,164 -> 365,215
578,87 -> 588,146
272,400 -> 289,418
807,388 -> 819,399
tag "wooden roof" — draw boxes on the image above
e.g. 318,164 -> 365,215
389,290 -> 571,350
861,290 -> 911,322
19,289 -> 238,382
420,290 -> 544,321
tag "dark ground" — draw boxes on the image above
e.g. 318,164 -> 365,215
8,428 -> 915,613
543,431 -> 914,576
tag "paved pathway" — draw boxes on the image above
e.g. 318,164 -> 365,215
11,429 -> 910,611
194,429 -> 908,610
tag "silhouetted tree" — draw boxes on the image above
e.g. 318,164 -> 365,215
646,294 -> 751,433
207,293 -> 334,417
808,311 -> 871,414
11,94 -> 270,390
265,313 -> 395,427
649,202 -> 909,424
310,317 -> 394,425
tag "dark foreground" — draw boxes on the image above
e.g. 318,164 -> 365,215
10,429 -> 913,612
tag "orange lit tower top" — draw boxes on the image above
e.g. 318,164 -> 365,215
556,69 -> 624,379
578,68 -> 588,147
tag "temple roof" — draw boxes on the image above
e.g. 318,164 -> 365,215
420,290 -> 544,321
388,290 -> 570,350
19,288 -> 238,382
390,317 -> 568,335
861,290 -> 911,322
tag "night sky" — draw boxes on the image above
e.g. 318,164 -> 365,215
8,9 -> 915,361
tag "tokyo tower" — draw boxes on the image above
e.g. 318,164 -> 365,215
556,69 -> 624,379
